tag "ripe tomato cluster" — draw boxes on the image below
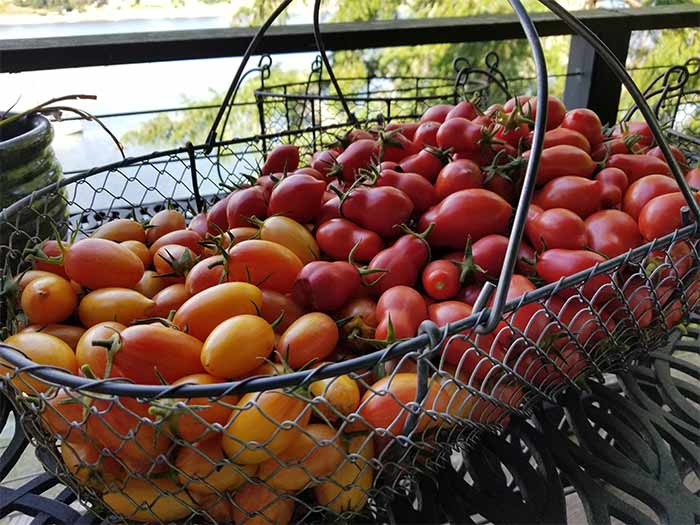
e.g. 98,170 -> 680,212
3,93 -> 698,523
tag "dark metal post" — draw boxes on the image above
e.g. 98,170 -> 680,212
563,29 -> 631,125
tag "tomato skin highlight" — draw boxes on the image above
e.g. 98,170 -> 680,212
65,238 -> 144,290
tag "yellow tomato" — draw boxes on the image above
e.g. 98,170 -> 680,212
21,324 -> 85,350
176,438 -> 256,495
221,389 -> 311,464
20,275 -> 78,325
133,270 -> 168,298
121,240 -> 152,268
78,288 -> 154,327
93,218 -> 146,242
314,434 -> 375,514
201,315 -> 275,379
17,270 -> 81,294
1,333 -> 78,393
232,483 -> 295,525
277,312 -> 339,369
309,370 -> 361,422
259,216 -> 320,264
257,423 -> 344,491
103,477 -> 195,523
172,282 -> 262,341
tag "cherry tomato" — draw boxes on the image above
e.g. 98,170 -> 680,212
78,288 -> 154,327
315,218 -> 384,262
176,438 -> 255,494
434,159 -> 483,200
21,324 -> 84,350
413,121 -> 440,148
145,209 -> 186,245
227,240 -> 303,294
185,255 -> 226,295
638,192 -> 700,241
419,189 -> 512,249
421,103 -> 454,123
533,176 -> 603,218
268,173 -> 326,223
560,108 -> 604,146
226,186 -> 268,228
152,283 -> 190,318
422,260 -> 461,300
584,210 -> 642,258
2,333 -> 78,393
221,389 -> 311,464
539,127 -> 591,153
232,483 -> 295,525
536,249 -> 612,301
20,274 -> 77,324
148,229 -> 203,258
103,477 -> 192,522
524,145 -> 596,185
526,208 -> 587,251
277,312 -> 339,369
293,261 -> 360,312
93,218 -> 146,243
256,216 -> 320,265
398,147 -> 449,183
65,238 -> 144,290
342,186 -> 414,238
261,143 -> 299,175
385,122 -> 419,140
173,282 -> 262,341
75,321 -> 126,378
622,174 -> 678,220
375,286 -> 427,341
446,100 -> 478,121
133,270 -> 169,298
201,314 -> 274,378
646,145 -> 689,173
380,131 -> 420,163
121,240 -> 152,268
376,169 -> 437,212
32,239 -> 68,278
606,153 -> 671,183
311,149 -> 338,177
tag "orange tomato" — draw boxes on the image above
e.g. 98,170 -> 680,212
64,238 -> 144,290
151,283 -> 190,318
20,274 -> 78,325
17,270 -> 81,294
227,240 -> 303,294
257,423 -> 344,490
232,483 -> 295,525
121,240 -> 152,268
39,388 -> 90,440
277,312 -> 338,369
185,255 -> 227,295
201,315 -> 275,379
61,434 -> 124,489
21,324 -> 85,350
260,290 -> 305,333
309,370 -> 360,422
133,270 -> 169,298
172,282 -> 262,341
78,288 -> 154,327
1,333 -> 78,393
145,209 -> 186,245
153,244 -> 197,277
93,219 -> 146,243
148,229 -> 203,257
103,476 -> 194,522
221,389 -> 311,464
75,321 -> 126,379
257,216 -> 320,264
175,438 -> 256,495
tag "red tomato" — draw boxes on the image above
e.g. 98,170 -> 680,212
148,229 -> 203,258
503,95 -> 531,114
524,145 -> 596,185
151,283 -> 190,318
333,139 -> 379,184
436,118 -> 484,153
419,189 -> 512,249
186,255 -> 226,295
153,244 -> 196,278
606,153 -> 671,183
458,282 -> 483,305
638,192 -> 700,241
366,233 -> 430,295
292,261 -> 361,312
342,186 -> 414,238
536,249 -> 612,301
622,174 -> 678,220
398,147 -> 449,183
547,294 -> 613,349
311,149 -> 338,177
293,166 -> 326,180
584,210 -> 642,258
375,286 -> 427,341
539,127 -> 591,153
485,173 -> 517,204
620,276 -> 656,329
207,195 -> 230,233
385,122 -> 419,140
315,218 -> 384,262
470,234 -> 538,280
494,122 -> 530,149
533,176 -> 603,219
317,196 -> 341,224
64,238 -> 144,290
145,209 -> 186,246
422,260 -> 461,301
380,131 -> 420,163
227,240 -> 303,294
596,167 -> 629,208
267,174 -> 326,224
260,290 -> 304,333
226,186 -> 268,228
685,167 -> 700,189
421,104 -> 454,123
445,100 -> 478,121
261,144 -> 299,175
376,169 -> 438,212
612,121 -> 654,149
528,95 -> 567,130
434,159 -> 483,200
32,240 -> 69,278
188,212 -> 210,237
526,208 -> 587,252
645,241 -> 694,287
560,108 -> 604,147
646,145 -> 688,173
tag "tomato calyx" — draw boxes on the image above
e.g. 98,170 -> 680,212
88,334 -> 122,379
398,222 -> 435,259
348,241 -> 388,286
155,246 -> 198,278
453,237 -> 486,285
423,145 -> 452,165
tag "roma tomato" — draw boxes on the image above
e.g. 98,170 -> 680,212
40,388 -> 90,440
65,238 -> 144,290
309,370 -> 361,422
446,100 -> 478,121
261,143 -> 299,175
21,324 -> 84,350
342,186 -> 414,238
528,95 -> 567,130
260,290 -> 304,333
133,270 -> 169,298
366,232 -> 430,294
145,209 -> 186,245
93,218 -> 146,243
380,131 -> 420,163
222,389 -> 311,464
524,145 -> 596,185
60,434 -> 123,489
375,286 -> 427,341
434,159 -> 483,200
293,261 -> 360,312
685,167 -> 700,189
232,483 -> 295,525
560,108 -> 604,146
385,122 -> 419,140
121,240 -> 152,268
207,195 -> 230,233
646,145 -> 689,173
398,147 -> 449,183
421,103 -> 454,123
188,212 -> 210,237
338,297 -> 378,353
536,249 -> 612,301
153,244 -> 196,278
226,186 -> 268,228
533,176 -> 603,219
76,321 -> 125,378
148,229 -> 203,258
267,174 -> 326,223
277,312 -> 339,369
151,283 -> 190,318
78,288 -> 154,327
419,189 -> 512,249
638,192 -> 700,241
201,315 -> 275,378
32,240 -> 68,278
584,210 -> 642,258
622,174 -> 678,220
227,240 -> 303,294
176,438 -> 255,494
256,216 -> 320,264
376,169 -> 437,212
311,149 -> 338,177
539,127 -> 591,153
526,208 -> 587,251
413,121 -> 440,148
20,274 -> 77,325
258,423 -> 344,490
422,260 -> 461,300
606,153 -> 671,183
596,167 -> 629,208
436,117 -> 484,153
104,477 -> 193,523
471,234 -> 537,279
173,282 -> 262,341
333,139 -> 379,184
612,121 -> 654,148
1,333 -> 77,394
315,218 -> 384,262
185,255 -> 227,295
316,196 -> 341,224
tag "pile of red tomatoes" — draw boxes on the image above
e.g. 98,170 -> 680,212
2,94 -> 699,524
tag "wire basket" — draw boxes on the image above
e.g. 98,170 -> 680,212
1,0 -> 700,523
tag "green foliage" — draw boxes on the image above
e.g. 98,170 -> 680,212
11,0 -> 103,11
